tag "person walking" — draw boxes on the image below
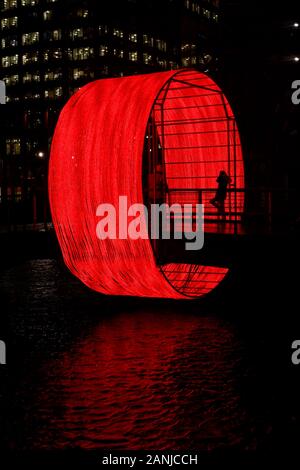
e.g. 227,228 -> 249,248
210,170 -> 232,213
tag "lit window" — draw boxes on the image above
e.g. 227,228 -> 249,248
22,32 -> 39,45
2,54 -> 18,67
99,45 -> 108,56
129,51 -> 138,61
76,8 -> 88,18
21,0 -> 39,6
3,0 -> 18,10
3,55 -> 10,67
143,34 -> 153,46
24,92 -> 41,100
203,8 -> 211,19
113,28 -> 123,38
72,68 -> 93,80
44,69 -> 62,81
44,86 -> 63,99
181,43 -> 196,54
113,49 -> 124,58
52,29 -> 61,40
43,49 -> 62,61
1,17 -> 18,29
23,72 -> 40,83
70,28 -> 83,39
43,10 -> 52,21
25,140 -> 39,152
43,30 -> 61,41
53,49 -> 61,59
99,25 -> 108,35
129,33 -> 137,43
69,47 -> 94,61
6,138 -> 21,155
156,39 -> 167,52
73,68 -> 84,80
3,74 -> 19,85
143,53 -> 152,64
1,36 -> 18,48
22,52 -> 38,64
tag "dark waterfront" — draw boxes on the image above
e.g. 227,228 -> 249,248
0,235 -> 299,462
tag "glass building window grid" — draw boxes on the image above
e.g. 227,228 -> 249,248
0,2 -> 183,172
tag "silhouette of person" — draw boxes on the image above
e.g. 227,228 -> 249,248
210,170 -> 232,214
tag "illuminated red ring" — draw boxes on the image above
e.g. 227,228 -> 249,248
49,69 -> 244,299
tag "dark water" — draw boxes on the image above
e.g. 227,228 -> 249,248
0,257 -> 299,457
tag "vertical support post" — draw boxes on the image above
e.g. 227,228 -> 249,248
233,120 -> 238,235
268,190 -> 272,232
33,192 -> 37,230
43,195 -> 48,231
227,108 -> 232,222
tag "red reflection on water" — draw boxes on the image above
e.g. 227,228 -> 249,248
18,312 -> 259,451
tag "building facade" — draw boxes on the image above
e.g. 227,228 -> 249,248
0,0 -> 220,225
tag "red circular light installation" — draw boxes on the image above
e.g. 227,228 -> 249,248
49,69 -> 244,299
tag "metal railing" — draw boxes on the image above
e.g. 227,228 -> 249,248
0,186 -> 295,235
166,187 -> 294,235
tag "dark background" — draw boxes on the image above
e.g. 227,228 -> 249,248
0,0 -> 299,466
